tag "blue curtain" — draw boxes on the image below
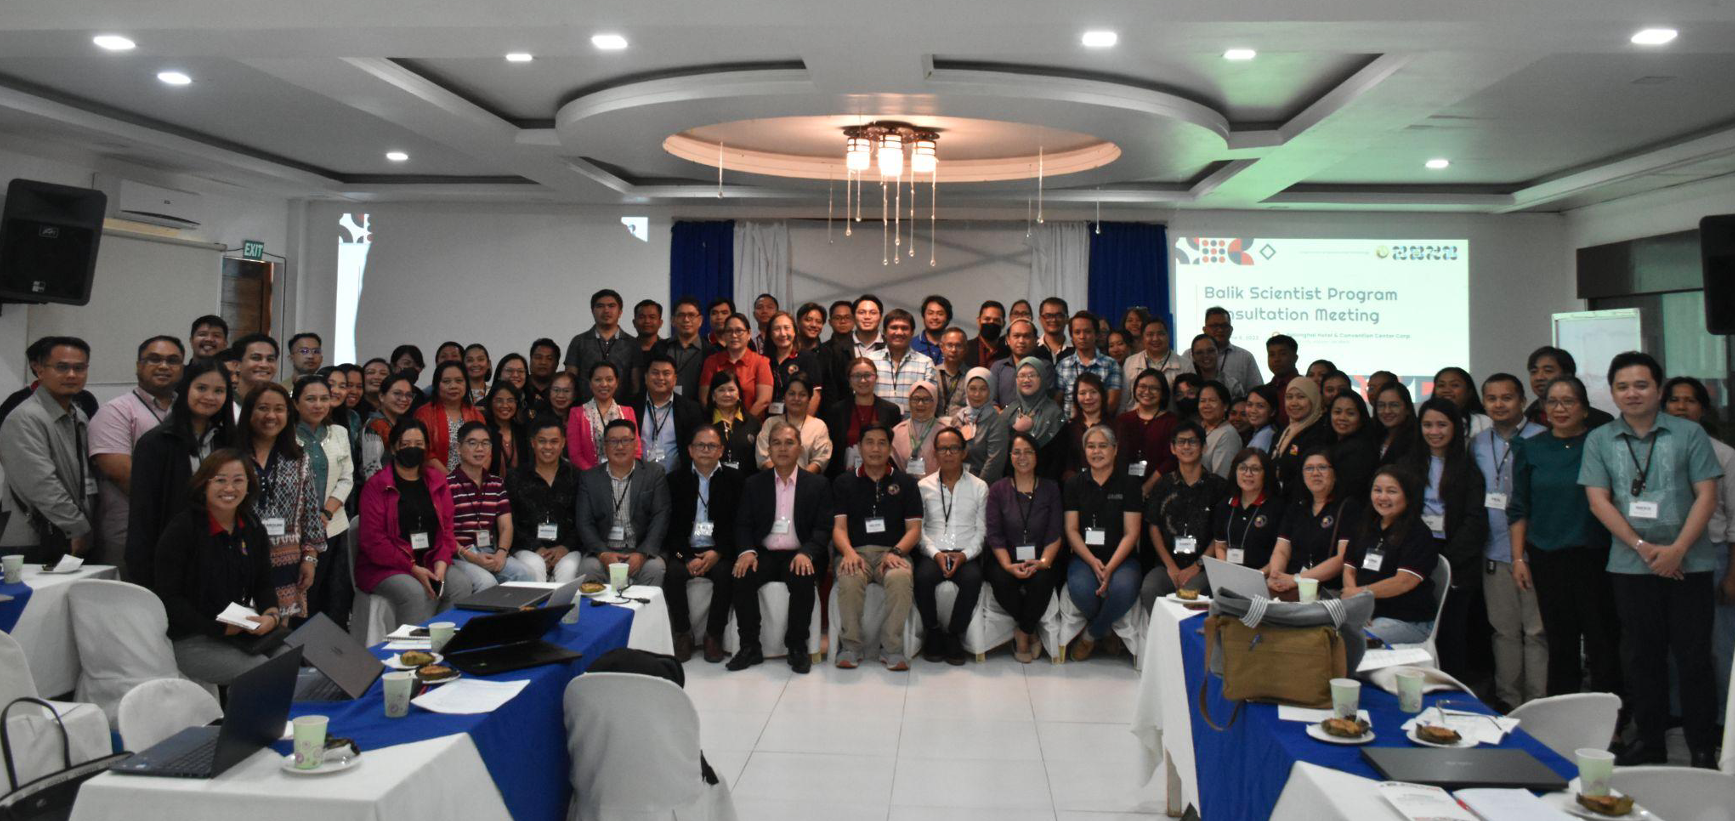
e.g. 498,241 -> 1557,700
1088,222 -> 1170,333
669,220 -> 734,337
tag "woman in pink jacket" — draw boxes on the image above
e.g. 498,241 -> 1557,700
356,417 -> 474,625
567,361 -> 640,469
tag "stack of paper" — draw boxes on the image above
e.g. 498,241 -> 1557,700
1377,782 -> 1476,821
410,679 -> 529,714
215,602 -> 260,629
1454,788 -> 1574,821
1277,706 -> 1371,724
1357,647 -> 1436,672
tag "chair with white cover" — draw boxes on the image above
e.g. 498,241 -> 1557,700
1505,692 -> 1621,760
350,540 -> 397,645
65,579 -> 189,725
563,672 -> 738,821
117,678 -> 223,751
682,578 -> 717,643
0,631 -> 113,786
1610,765 -> 1735,821
722,583 -> 821,661
1419,557 -> 1452,665
900,580 -> 1021,662
1055,589 -> 1149,668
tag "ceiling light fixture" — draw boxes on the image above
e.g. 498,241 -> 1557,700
92,35 -> 135,51
840,122 -> 941,266
1425,158 -> 1450,169
156,71 -> 191,86
1224,48 -> 1257,60
591,33 -> 628,50
1631,28 -> 1678,45
505,52 -> 534,62
386,151 -> 409,162
1081,30 -> 1118,48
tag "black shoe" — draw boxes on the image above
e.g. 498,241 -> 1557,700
725,645 -> 764,671
673,632 -> 694,663
945,633 -> 967,666
1614,740 -> 1667,766
703,635 -> 725,664
1690,749 -> 1718,769
921,629 -> 946,663
788,650 -> 812,674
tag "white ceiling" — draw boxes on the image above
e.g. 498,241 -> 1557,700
0,0 -> 1733,213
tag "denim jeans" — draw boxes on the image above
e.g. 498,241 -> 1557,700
1066,560 -> 1140,639
1367,616 -> 1433,645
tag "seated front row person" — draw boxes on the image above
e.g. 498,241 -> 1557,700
507,415 -> 582,582
447,421 -> 537,591
1342,465 -> 1440,644
728,417 -> 833,674
984,431 -> 1064,663
663,423 -> 742,663
1063,423 -> 1143,661
356,417 -> 475,626
915,427 -> 990,665
575,418 -> 670,588
155,449 -> 288,685
831,423 -> 922,671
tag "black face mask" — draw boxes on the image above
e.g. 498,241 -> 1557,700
1175,397 -> 1200,419
979,322 -> 1003,342
394,447 -> 426,468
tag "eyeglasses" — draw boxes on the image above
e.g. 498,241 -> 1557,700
1171,438 -> 1201,447
935,444 -> 964,453
461,438 -> 492,448
550,387 -> 574,395
1302,465 -> 1333,475
1235,464 -> 1262,475
1544,398 -> 1580,409
691,442 -> 721,451
604,437 -> 637,447
1040,312 -> 1066,320
850,372 -> 875,381
295,347 -> 322,356
140,355 -> 184,367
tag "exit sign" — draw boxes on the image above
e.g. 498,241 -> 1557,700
241,240 -> 265,261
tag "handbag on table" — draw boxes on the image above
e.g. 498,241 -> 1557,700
1197,590 -> 1373,730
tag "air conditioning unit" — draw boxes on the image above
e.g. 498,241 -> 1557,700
94,175 -> 203,230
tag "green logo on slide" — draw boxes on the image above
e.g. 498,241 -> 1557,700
1375,246 -> 1389,258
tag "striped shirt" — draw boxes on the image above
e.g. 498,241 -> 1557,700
447,468 -> 511,552
869,348 -> 937,417
1054,350 -> 1125,418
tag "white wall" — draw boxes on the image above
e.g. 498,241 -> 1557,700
1565,174 -> 1735,250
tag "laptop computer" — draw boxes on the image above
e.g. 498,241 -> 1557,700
284,613 -> 384,701
455,580 -> 574,612
1361,748 -> 1568,791
440,604 -> 582,676
1201,556 -> 1269,601
111,646 -> 302,778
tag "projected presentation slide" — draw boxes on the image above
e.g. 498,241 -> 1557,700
1171,237 -> 1469,387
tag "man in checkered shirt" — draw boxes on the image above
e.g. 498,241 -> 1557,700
1054,310 -> 1124,417
869,309 -> 937,418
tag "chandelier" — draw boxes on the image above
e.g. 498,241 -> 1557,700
838,121 -> 939,266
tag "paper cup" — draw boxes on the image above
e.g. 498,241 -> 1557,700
1577,748 -> 1616,797
428,621 -> 456,652
608,562 -> 629,592
1295,577 -> 1319,603
1396,668 -> 1425,713
291,715 -> 329,769
1329,678 -> 1361,719
2,554 -> 22,584
382,672 -> 414,718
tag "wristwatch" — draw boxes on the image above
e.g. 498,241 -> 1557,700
302,554 -> 319,565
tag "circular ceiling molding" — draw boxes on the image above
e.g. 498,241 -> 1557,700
662,115 -> 1121,182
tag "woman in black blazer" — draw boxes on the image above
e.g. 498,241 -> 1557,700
128,360 -> 234,589
1327,391 -> 1381,503
822,356 -> 901,477
1409,397 -> 1489,680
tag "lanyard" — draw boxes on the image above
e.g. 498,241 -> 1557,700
1624,433 -> 1656,497
695,471 -> 712,515
938,370 -> 956,406
611,469 -> 635,517
647,402 -> 671,443
909,418 -> 937,453
1231,501 -> 1262,553
133,389 -> 167,425
1487,429 -> 1514,486
941,479 -> 956,527
1013,482 -> 1035,542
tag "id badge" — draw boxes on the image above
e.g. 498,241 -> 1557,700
693,521 -> 715,537
1421,513 -> 1445,533
608,525 -> 626,541
865,517 -> 887,534
768,401 -> 785,415
410,531 -> 430,551
263,517 -> 286,537
1015,544 -> 1037,562
847,448 -> 862,469
1628,500 -> 1659,520
722,460 -> 740,470
475,530 -> 492,548
1174,536 -> 1198,555
1128,460 -> 1147,477
1484,492 -> 1507,510
1226,547 -> 1245,565
674,385 -> 683,396
906,457 -> 926,474
83,476 -> 98,496
1362,551 -> 1385,572
538,522 -> 558,540
1084,528 -> 1106,546
772,518 -> 792,535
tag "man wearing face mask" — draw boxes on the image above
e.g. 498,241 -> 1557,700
963,300 -> 1008,370
1172,373 -> 1204,421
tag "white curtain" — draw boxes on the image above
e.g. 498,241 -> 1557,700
1026,221 -> 1090,315
734,220 -> 791,308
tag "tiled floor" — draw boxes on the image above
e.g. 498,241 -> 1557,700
683,650 -> 1166,821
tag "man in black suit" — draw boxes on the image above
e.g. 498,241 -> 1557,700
631,354 -> 703,475
728,417 -> 833,673
817,300 -> 857,406
574,419 -> 671,587
663,424 -> 742,663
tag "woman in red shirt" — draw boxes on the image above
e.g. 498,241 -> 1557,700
412,360 -> 484,472
699,313 -> 774,417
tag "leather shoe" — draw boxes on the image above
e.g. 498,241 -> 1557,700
1614,740 -> 1667,766
788,650 -> 812,674
673,632 -> 694,663
1690,749 -> 1718,769
921,629 -> 947,663
725,645 -> 763,671
945,633 -> 967,666
703,635 -> 725,664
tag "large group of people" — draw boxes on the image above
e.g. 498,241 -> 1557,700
1,287 -> 1730,769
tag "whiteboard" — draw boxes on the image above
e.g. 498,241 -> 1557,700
27,229 -> 223,399
1552,308 -> 1641,416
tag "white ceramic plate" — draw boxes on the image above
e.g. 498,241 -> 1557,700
1404,724 -> 1478,748
1164,593 -> 1211,604
280,753 -> 362,775
384,652 -> 442,670
1306,722 -> 1375,745
1544,789 -> 1660,821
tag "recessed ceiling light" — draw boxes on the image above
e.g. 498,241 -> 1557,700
92,35 -> 135,51
591,33 -> 628,50
1223,48 -> 1257,61
156,71 -> 191,86
1081,30 -> 1118,48
1631,28 -> 1678,45
385,151 -> 409,162
505,52 -> 534,63
1425,158 -> 1450,170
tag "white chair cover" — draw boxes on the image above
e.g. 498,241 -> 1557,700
1610,765 -> 1735,821
117,678 -> 223,751
0,631 -> 35,706
1056,589 -> 1148,669
351,588 -> 396,646
1505,692 -> 1621,760
563,672 -> 738,821
825,581 -> 912,661
721,582 -> 821,659
826,579 -> 1045,661
1420,558 -> 1452,668
65,579 -> 184,724
0,632 -> 111,787
683,578 -> 716,642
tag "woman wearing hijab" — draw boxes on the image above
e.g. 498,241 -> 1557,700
1006,357 -> 1065,479
892,380 -> 945,478
947,366 -> 1009,482
1271,376 -> 1334,502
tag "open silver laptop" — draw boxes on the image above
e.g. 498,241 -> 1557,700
1201,556 -> 1270,601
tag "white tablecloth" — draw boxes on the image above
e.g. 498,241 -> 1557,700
4,700 -> 112,786
8,565 -> 119,696
1130,598 -> 1201,816
1269,762 -> 1398,820
71,733 -> 511,821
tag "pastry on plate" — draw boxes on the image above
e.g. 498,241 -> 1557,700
1320,717 -> 1369,738
579,582 -> 608,595
398,650 -> 435,667
1415,724 -> 1462,744
416,664 -> 458,682
1574,793 -> 1634,816
1175,588 -> 1200,601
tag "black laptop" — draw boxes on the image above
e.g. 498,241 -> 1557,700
1361,748 -> 1569,791
285,613 -> 385,701
455,580 -> 581,613
440,604 -> 581,675
111,647 -> 303,778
